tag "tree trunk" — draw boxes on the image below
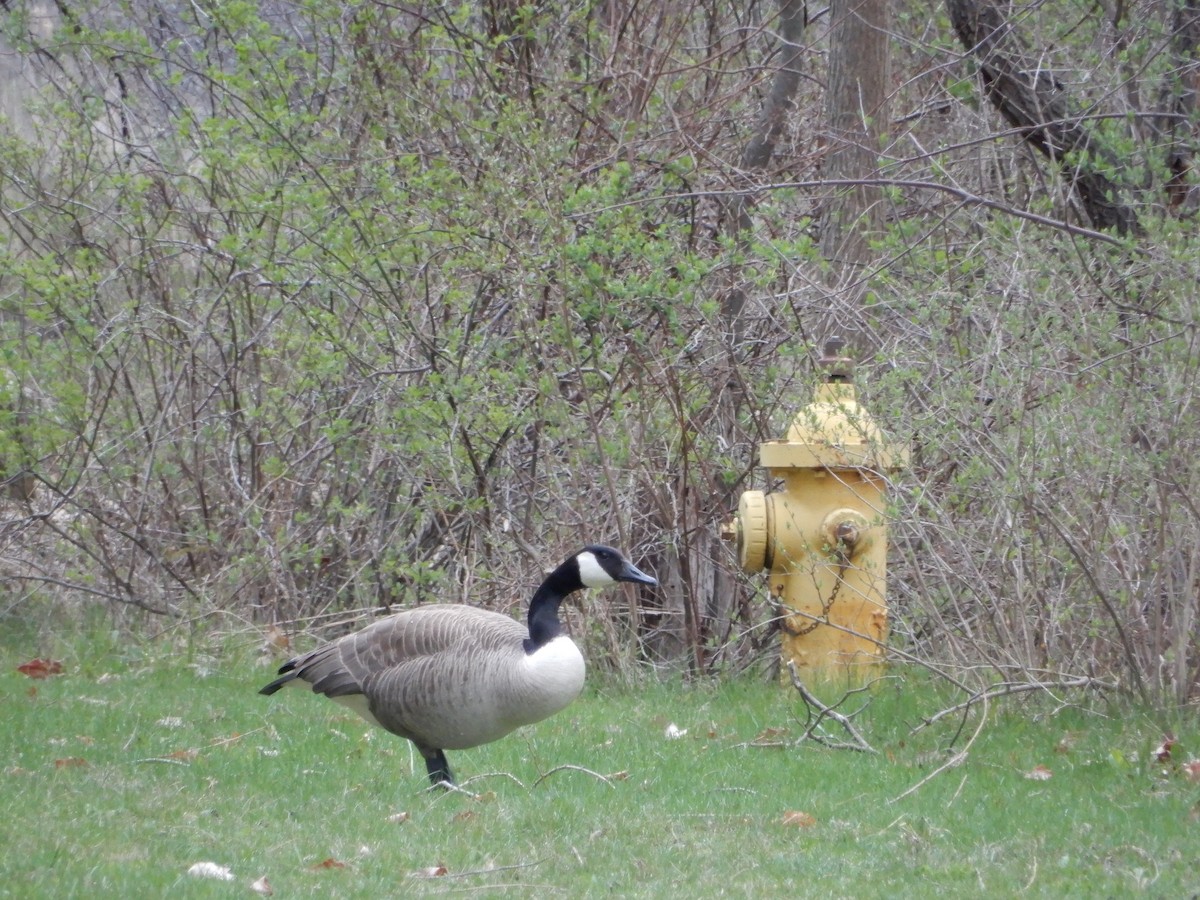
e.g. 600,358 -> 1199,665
1162,0 -> 1200,212
819,0 -> 890,355
946,0 -> 1142,236
723,0 -> 807,341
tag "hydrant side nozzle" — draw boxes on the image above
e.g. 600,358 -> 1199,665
736,490 -> 770,574
821,508 -> 872,560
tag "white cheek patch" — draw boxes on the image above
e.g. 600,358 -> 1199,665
576,551 -> 613,587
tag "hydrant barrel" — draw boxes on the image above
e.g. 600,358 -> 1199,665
727,342 -> 908,683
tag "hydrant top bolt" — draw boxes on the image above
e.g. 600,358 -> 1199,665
819,336 -> 854,383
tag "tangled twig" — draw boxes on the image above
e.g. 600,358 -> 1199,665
913,676 -> 1118,734
787,662 -> 879,754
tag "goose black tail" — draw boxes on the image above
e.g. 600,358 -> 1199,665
258,660 -> 299,696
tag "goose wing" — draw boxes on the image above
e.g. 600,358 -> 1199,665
267,605 -> 526,699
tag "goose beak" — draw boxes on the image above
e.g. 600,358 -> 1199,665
618,560 -> 657,587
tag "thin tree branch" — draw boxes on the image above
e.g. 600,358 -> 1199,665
913,676 -> 1119,732
567,178 -> 1134,248
787,662 -> 879,753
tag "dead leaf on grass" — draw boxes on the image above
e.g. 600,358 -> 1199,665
53,757 -> 88,769
17,658 -> 63,679
1153,735 -> 1177,763
781,811 -> 818,828
753,726 -> 790,745
263,625 -> 291,652
412,865 -> 449,878
1024,764 -> 1053,781
250,875 -> 273,895
310,858 -> 346,870
387,811 -> 411,824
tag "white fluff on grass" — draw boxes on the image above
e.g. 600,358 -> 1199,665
186,861 -> 235,881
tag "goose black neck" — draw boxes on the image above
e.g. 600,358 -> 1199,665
523,565 -> 580,653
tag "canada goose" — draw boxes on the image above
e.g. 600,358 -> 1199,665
260,545 -> 656,786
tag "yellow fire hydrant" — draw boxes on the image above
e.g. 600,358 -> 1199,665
727,339 -> 908,683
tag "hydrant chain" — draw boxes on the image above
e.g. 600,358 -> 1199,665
781,553 -> 851,637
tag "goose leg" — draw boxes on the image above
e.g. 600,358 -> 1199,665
423,749 -> 454,787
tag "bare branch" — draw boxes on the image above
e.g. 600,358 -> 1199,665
786,662 -> 879,754
913,676 -> 1120,733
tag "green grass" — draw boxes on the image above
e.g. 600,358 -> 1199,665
2,630 -> 1198,898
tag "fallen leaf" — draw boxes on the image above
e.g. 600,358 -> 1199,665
1153,735 -> 1177,763
755,726 -> 788,742
781,811 -> 818,828
250,875 -> 273,895
187,861 -> 234,881
1182,760 -> 1200,783
412,865 -> 449,878
310,858 -> 346,870
54,757 -> 88,769
386,811 -> 411,824
263,625 -> 290,651
17,658 -> 63,679
1024,764 -> 1053,781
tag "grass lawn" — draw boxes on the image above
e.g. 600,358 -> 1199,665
2,627 -> 1197,898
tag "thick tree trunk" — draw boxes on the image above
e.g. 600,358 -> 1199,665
819,0 -> 890,354
946,0 -> 1142,236
1162,0 -> 1200,212
723,0 -> 807,337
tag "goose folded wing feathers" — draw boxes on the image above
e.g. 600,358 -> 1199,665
287,606 -> 527,700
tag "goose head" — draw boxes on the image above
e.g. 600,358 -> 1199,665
526,545 -> 656,650
575,544 -> 658,589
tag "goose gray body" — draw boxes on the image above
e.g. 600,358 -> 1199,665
260,545 -> 656,785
